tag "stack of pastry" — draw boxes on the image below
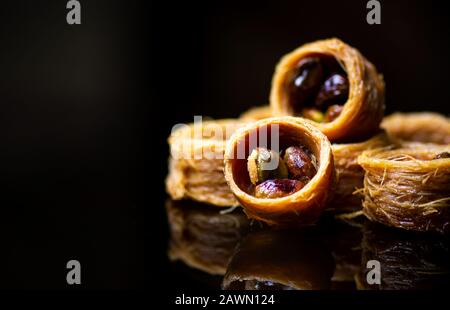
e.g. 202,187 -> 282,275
166,38 -> 450,233
166,119 -> 244,207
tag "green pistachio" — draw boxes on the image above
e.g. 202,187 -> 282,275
301,108 -> 324,123
247,147 -> 288,185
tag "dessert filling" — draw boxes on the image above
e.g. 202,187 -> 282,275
286,55 -> 349,123
247,145 -> 317,198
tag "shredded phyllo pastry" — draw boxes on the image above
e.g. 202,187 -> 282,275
270,38 -> 385,142
239,105 -> 273,121
164,37 -> 449,234
166,200 -> 249,275
381,112 -> 450,145
166,119 -> 245,207
358,146 -> 450,234
329,131 -> 393,213
224,117 -> 335,226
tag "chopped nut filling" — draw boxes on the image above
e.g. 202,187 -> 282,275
247,146 -> 317,198
286,55 -> 348,123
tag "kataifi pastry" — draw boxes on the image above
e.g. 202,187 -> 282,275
224,117 -> 335,225
329,131 -> 392,213
381,112 -> 450,145
358,146 -> 450,233
239,105 -> 273,121
166,119 -> 245,207
270,38 -> 385,142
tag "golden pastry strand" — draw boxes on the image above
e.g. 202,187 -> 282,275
328,131 -> 393,213
358,146 -> 450,234
381,112 -> 450,145
166,119 -> 245,207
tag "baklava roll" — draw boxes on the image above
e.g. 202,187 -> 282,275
166,119 -> 244,207
222,229 -> 334,290
358,221 -> 450,290
358,146 -> 450,234
270,38 -> 385,142
239,105 -> 273,122
381,112 -> 450,145
166,200 -> 249,276
329,131 -> 392,213
224,117 -> 335,226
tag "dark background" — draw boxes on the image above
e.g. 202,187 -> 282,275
0,0 -> 448,290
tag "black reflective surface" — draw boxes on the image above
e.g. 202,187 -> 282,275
165,199 -> 450,290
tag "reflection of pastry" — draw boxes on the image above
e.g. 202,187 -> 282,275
239,105 -> 273,121
358,221 -> 450,290
270,38 -> 385,142
166,119 -> 245,207
222,229 -> 334,290
382,112 -> 450,145
320,220 -> 362,288
224,117 -> 335,226
358,146 -> 450,233
166,200 -> 249,275
329,131 -> 392,213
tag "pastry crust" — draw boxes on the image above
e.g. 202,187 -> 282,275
239,105 -> 273,121
222,229 -> 334,290
329,131 -> 392,213
166,119 -> 245,207
270,38 -> 385,142
166,200 -> 249,275
381,112 -> 450,145
224,117 -> 335,226
358,146 -> 450,233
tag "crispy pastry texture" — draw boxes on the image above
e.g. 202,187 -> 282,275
358,146 -> 450,233
166,119 -> 244,207
329,131 -> 392,213
166,200 -> 249,275
224,117 -> 335,226
222,229 -> 334,290
381,112 -> 450,145
239,105 -> 273,121
270,38 -> 385,142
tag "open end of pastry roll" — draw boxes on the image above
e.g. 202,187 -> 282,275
224,117 -> 334,226
222,229 -> 334,290
270,38 -> 385,142
358,146 -> 450,234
